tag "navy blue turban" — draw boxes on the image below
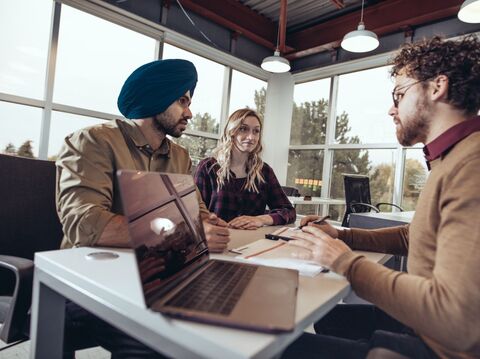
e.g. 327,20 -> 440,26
117,59 -> 197,119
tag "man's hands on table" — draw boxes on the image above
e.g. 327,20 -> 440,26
292,215 -> 351,270
202,213 -> 230,253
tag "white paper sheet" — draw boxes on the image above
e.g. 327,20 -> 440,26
232,239 -> 326,277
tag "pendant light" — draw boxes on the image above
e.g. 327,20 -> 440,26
458,0 -> 480,23
341,0 -> 379,53
261,0 -> 290,73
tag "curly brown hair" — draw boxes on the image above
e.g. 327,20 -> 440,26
390,35 -> 480,116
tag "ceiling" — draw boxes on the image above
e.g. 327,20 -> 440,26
240,0 -> 363,28
176,0 -> 464,60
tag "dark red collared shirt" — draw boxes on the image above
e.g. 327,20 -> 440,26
194,157 -> 296,224
423,116 -> 480,170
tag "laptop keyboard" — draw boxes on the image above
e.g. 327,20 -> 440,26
165,261 -> 257,316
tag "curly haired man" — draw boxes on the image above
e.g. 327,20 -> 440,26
283,36 -> 480,359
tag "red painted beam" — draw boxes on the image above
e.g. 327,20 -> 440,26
278,0 -> 288,53
286,0 -> 461,59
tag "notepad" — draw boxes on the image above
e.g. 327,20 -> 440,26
232,239 -> 326,277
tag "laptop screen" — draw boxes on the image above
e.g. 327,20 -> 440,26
117,170 -> 209,305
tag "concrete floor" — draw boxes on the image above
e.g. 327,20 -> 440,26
0,340 -> 110,359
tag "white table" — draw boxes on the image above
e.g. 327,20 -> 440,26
287,196 -> 345,216
30,226 -> 389,359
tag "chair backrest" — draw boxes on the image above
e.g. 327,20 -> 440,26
341,174 -> 373,226
281,186 -> 301,197
0,154 -> 63,287
343,174 -> 372,208
0,155 -> 98,350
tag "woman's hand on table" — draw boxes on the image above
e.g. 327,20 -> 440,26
228,215 -> 272,230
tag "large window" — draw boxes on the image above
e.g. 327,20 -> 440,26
286,79 -> 330,199
229,70 -> 267,119
0,102 -> 42,158
288,66 -> 416,218
336,66 -> 396,144
290,79 -> 330,145
1,1 -> 267,164
0,0 -> 52,99
54,5 -> 157,115
163,44 -> 226,165
163,44 -> 224,134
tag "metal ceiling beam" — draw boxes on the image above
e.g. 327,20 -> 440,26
177,0 -> 277,49
176,0 -> 461,60
286,0 -> 461,59
330,0 -> 345,9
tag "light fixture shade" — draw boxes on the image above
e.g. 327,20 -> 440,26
458,0 -> 480,23
341,23 -> 379,53
261,51 -> 291,73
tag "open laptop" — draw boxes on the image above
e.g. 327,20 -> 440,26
117,170 -> 298,333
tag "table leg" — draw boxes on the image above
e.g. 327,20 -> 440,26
30,270 -> 66,359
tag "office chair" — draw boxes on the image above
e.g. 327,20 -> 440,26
281,186 -> 301,197
0,154 -> 94,353
341,174 -> 403,227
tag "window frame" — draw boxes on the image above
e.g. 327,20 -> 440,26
291,55 -> 424,211
0,0 -> 268,161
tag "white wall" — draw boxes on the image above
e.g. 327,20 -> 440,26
262,73 -> 294,185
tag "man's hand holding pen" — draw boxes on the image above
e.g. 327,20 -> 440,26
298,215 -> 338,239
297,215 -> 330,229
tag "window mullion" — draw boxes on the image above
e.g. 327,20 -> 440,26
39,1 -> 61,160
321,75 -> 339,200
393,146 -> 406,210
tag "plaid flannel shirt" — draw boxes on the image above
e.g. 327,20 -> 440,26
194,157 -> 296,224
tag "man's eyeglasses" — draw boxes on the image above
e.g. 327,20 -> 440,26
391,79 -> 428,108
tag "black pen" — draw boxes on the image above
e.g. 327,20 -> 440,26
298,215 -> 331,229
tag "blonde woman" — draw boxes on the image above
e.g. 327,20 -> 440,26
194,108 -> 295,229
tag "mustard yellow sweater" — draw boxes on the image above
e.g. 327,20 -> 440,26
333,132 -> 480,359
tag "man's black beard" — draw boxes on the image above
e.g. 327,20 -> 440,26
153,111 -> 183,138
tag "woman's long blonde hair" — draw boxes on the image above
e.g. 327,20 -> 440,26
212,108 -> 265,193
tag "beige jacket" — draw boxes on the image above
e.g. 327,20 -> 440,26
56,119 -> 208,248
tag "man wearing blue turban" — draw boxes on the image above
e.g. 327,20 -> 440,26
56,59 -> 230,358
